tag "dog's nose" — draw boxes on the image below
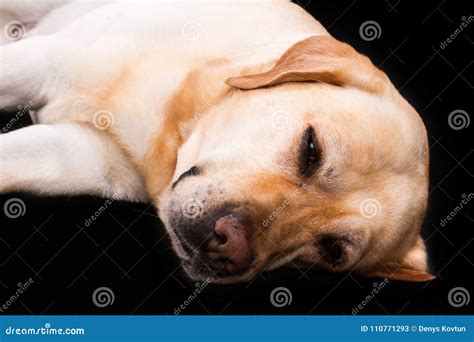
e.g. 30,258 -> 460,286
207,214 -> 253,274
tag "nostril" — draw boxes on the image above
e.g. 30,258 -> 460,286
206,214 -> 253,275
213,231 -> 227,245
172,165 -> 201,189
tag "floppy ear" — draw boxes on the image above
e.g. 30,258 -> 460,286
360,236 -> 436,282
226,35 -> 388,93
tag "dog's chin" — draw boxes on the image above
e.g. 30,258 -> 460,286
179,255 -> 257,284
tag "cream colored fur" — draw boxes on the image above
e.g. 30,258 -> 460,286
0,0 -> 432,282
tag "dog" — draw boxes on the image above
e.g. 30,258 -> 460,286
0,0 -> 434,283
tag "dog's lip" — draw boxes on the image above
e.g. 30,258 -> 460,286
183,248 -> 260,281
178,244 -> 258,280
181,257 -> 224,279
182,260 -> 257,283
170,228 -> 196,260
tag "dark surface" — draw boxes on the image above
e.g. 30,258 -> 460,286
0,0 -> 473,315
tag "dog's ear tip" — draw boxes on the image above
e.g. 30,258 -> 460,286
360,267 -> 437,283
225,77 -> 237,87
409,272 -> 437,282
225,76 -> 252,89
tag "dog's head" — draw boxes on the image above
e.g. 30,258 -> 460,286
157,35 -> 433,283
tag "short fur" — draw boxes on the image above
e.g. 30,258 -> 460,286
0,0 -> 433,283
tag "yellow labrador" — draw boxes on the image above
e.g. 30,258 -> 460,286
0,0 -> 433,283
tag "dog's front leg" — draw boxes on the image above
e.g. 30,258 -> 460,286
0,35 -> 54,111
0,122 -> 148,202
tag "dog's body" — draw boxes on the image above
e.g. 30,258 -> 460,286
0,0 -> 433,283
1,0 -> 324,200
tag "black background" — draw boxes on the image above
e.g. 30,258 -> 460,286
0,0 -> 473,315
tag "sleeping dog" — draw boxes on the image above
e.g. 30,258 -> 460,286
0,0 -> 434,283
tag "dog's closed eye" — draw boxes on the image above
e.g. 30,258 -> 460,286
172,165 -> 201,189
299,126 -> 322,176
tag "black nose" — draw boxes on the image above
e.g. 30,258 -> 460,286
172,166 -> 200,189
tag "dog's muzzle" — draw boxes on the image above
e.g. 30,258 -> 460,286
167,167 -> 255,279
171,208 -> 254,278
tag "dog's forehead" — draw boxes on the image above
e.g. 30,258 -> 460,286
219,82 -> 406,127
184,81 -> 426,178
